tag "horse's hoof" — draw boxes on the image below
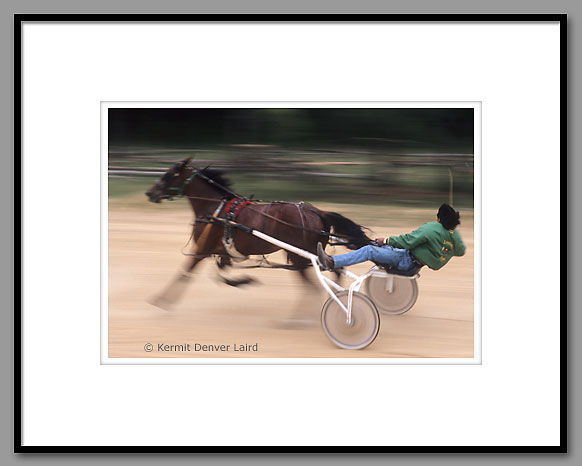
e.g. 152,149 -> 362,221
221,276 -> 259,287
147,295 -> 175,311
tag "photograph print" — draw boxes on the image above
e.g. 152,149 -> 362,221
105,105 -> 477,361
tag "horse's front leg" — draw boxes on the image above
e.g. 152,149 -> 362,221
149,224 -> 220,310
148,254 -> 207,310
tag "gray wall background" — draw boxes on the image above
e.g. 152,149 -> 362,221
2,0 -> 577,464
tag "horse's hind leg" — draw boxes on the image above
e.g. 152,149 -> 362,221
333,269 -> 344,288
278,254 -> 322,326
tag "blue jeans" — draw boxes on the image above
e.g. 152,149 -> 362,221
333,244 -> 419,273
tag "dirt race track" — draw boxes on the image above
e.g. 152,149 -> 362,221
108,201 -> 474,359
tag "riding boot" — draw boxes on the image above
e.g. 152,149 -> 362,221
317,242 -> 335,270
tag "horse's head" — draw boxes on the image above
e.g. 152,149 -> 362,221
146,157 -> 193,203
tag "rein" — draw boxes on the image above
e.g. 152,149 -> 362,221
189,196 -> 331,237
193,205 -> 357,247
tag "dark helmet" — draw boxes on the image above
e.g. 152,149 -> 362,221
437,203 -> 461,230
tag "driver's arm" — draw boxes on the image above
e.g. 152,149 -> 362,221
388,224 -> 429,250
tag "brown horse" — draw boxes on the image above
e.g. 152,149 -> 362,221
145,157 -> 372,314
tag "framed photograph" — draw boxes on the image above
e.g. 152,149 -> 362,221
16,14 -> 566,451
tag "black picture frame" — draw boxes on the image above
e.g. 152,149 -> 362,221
14,13 -> 567,453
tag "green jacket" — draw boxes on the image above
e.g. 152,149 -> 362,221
388,222 -> 465,270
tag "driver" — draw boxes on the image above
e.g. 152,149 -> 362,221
317,203 -> 465,274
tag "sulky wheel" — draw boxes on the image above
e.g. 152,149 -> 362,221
321,290 -> 380,350
365,275 -> 418,315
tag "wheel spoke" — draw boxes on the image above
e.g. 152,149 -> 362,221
365,275 -> 418,315
321,291 -> 380,350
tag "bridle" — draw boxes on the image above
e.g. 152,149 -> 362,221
162,163 -> 238,201
165,169 -> 199,199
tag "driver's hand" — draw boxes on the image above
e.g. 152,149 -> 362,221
375,237 -> 385,246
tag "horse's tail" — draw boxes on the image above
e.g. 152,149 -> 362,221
322,211 -> 374,250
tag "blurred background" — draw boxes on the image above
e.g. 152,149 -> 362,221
108,108 -> 474,208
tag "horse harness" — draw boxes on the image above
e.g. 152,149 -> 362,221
222,197 -> 254,260
170,165 -> 363,257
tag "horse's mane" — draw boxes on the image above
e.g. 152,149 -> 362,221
197,167 -> 233,191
